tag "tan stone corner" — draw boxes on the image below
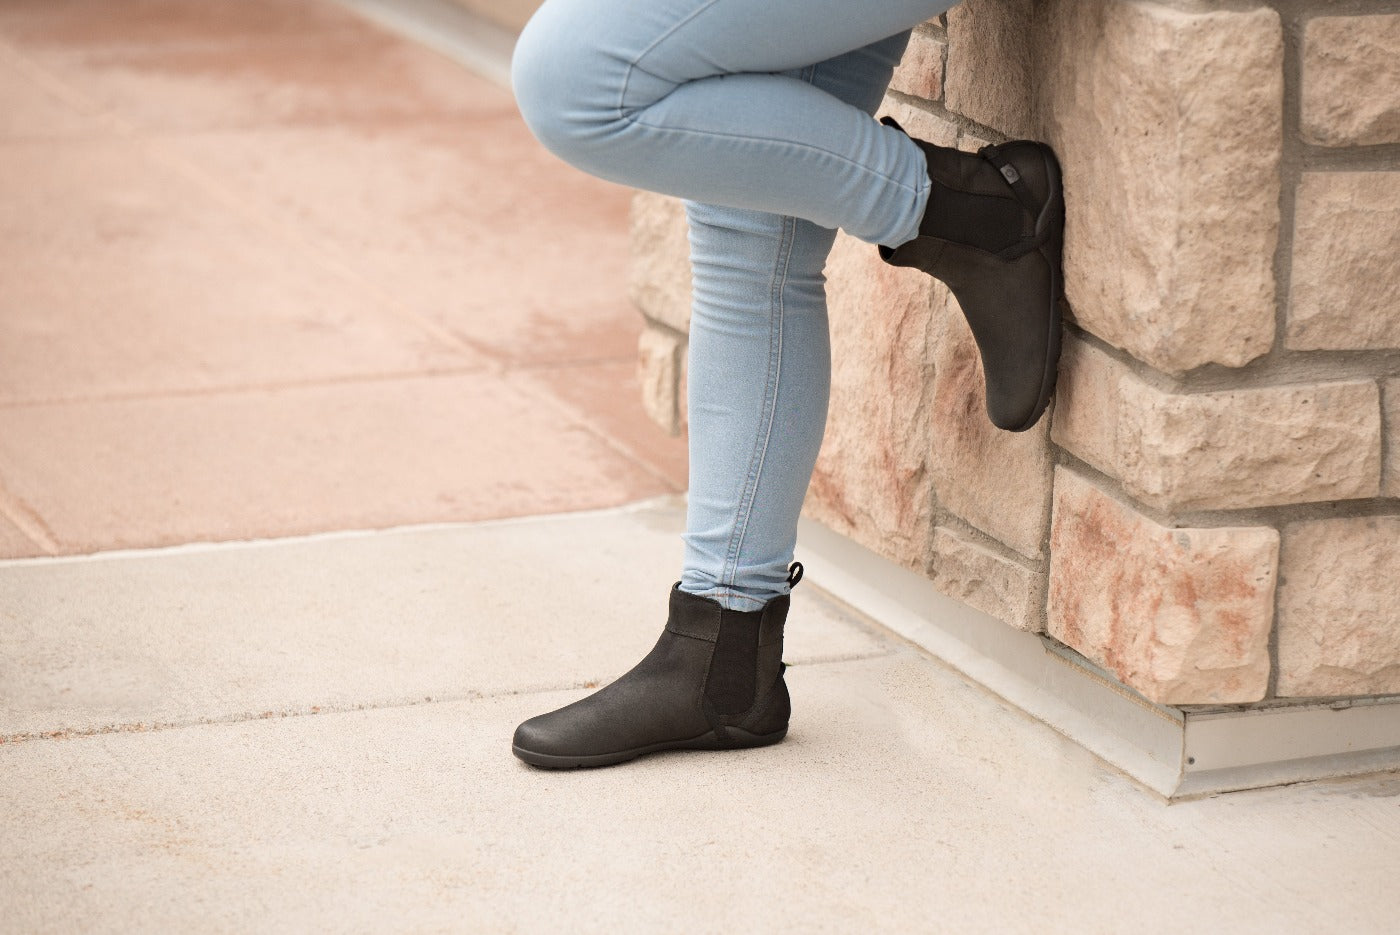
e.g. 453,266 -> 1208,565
1047,467 -> 1277,705
627,191 -> 691,333
1277,516 -> 1400,698
637,325 -> 683,436
930,524 -> 1046,632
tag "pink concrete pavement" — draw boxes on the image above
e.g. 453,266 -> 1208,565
0,0 -> 687,558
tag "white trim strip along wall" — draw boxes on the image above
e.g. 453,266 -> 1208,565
797,515 -> 1400,800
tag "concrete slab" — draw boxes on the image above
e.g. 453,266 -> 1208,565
28,29 -> 516,133
511,362 -> 689,490
0,374 -> 675,555
3,651 -> 1397,933
163,118 -> 639,367
0,499 -> 886,738
0,0 -> 369,51
0,514 -> 40,560
0,138 -> 484,404
0,50 -> 100,141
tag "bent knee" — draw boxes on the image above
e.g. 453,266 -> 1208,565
511,0 -> 635,166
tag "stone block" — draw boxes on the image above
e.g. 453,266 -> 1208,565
803,233 -> 941,570
1052,339 -> 1382,511
1302,15 -> 1400,147
627,191 -> 690,332
1036,0 -> 1282,373
945,0 -> 1033,137
636,324 -> 683,436
1047,468 -> 1277,705
928,283 -> 1053,557
1288,172 -> 1400,350
889,27 -> 945,102
876,96 -> 957,149
930,525 -> 1046,631
957,131 -> 996,154
1277,517 -> 1400,697
1386,378 -> 1400,498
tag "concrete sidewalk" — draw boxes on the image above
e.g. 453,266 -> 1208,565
3,1 -> 1399,931
4,498 -> 1399,933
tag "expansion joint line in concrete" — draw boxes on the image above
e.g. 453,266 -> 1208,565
0,650 -> 897,748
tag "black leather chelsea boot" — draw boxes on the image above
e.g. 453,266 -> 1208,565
511,564 -> 802,769
878,116 -> 1065,433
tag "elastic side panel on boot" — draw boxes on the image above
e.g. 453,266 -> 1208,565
705,612 -> 760,716
922,178 -> 1025,255
741,675 -> 791,737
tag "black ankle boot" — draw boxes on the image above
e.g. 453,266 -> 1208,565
511,565 -> 801,769
879,117 -> 1065,433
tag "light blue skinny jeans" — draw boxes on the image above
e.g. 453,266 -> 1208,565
512,0 -> 960,610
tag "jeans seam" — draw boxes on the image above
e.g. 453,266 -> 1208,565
715,61 -> 815,596
617,0 -> 724,120
719,212 -> 795,591
623,117 -> 925,198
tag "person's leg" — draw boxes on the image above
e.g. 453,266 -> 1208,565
510,0 -> 958,248
679,32 -> 913,612
514,0 -> 1062,436
510,30 -> 916,769
510,0 -> 1066,767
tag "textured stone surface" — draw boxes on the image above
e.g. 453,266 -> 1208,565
1047,469 -> 1277,705
1277,517 -> 1400,697
930,525 -> 1045,632
928,282 -> 1053,558
1052,340 -> 1382,511
636,324 -> 683,436
957,130 -> 996,154
1386,378 -> 1400,499
1289,172 -> 1400,350
888,26 -> 945,102
1302,15 -> 1400,147
1037,0 -> 1281,373
803,233 -> 940,571
876,96 -> 956,148
627,191 -> 691,332
945,0 -> 1033,138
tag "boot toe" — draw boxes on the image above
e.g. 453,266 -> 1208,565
512,711 -> 565,758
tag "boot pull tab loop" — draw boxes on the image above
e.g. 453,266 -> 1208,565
786,562 -> 804,589
978,143 -> 1040,216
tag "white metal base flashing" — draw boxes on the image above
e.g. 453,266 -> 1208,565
797,515 -> 1400,800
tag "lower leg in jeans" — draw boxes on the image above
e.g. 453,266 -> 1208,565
511,0 -> 958,247
680,206 -> 836,610
511,3 -> 935,609
677,38 -> 912,610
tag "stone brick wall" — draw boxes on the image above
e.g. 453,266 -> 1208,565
629,0 -> 1400,708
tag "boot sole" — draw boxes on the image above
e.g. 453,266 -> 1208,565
512,725 -> 788,770
1004,144 -> 1065,433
